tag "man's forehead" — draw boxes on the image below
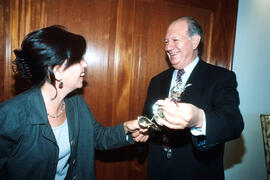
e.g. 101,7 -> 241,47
166,20 -> 188,37
169,19 -> 188,30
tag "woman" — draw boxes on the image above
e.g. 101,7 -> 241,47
0,25 -> 148,180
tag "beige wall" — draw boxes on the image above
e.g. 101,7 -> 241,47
226,0 -> 270,179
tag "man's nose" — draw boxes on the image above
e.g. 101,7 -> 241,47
165,41 -> 173,51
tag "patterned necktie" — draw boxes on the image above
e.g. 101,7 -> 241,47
176,69 -> 185,82
162,69 -> 185,159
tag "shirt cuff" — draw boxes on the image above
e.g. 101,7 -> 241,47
190,118 -> 206,136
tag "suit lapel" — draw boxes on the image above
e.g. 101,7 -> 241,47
66,100 -> 76,150
26,88 -> 58,144
181,60 -> 208,102
160,68 -> 174,99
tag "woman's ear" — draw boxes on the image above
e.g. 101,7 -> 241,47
53,65 -> 64,81
192,34 -> 201,50
53,60 -> 67,80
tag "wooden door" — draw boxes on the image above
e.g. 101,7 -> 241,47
0,0 -> 238,179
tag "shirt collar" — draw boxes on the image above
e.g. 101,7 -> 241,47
183,56 -> 199,78
172,56 -> 199,84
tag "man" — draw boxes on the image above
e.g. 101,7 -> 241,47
142,16 -> 244,179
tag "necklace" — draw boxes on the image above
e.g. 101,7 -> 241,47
47,102 -> 65,118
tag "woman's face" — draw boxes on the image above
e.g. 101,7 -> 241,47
61,59 -> 88,91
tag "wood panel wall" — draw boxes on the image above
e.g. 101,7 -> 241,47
0,0 -> 238,179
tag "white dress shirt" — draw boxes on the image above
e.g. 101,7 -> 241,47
169,57 -> 206,136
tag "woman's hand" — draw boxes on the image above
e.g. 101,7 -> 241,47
124,120 -> 150,142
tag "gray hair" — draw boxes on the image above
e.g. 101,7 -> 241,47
171,16 -> 204,57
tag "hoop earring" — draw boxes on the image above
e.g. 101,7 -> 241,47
59,81 -> 63,89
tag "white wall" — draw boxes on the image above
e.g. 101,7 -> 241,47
224,0 -> 270,179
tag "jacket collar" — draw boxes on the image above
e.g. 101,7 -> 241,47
26,87 -> 77,144
27,87 -> 49,125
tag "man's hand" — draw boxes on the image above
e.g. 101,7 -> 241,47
124,120 -> 149,142
156,99 -> 205,129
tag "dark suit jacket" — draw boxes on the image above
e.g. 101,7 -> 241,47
0,87 -> 133,180
142,60 -> 244,180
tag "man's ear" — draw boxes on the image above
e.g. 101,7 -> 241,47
192,34 -> 201,50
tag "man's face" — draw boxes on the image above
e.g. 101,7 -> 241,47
165,20 -> 197,69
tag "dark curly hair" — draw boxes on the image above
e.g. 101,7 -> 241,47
13,25 -> 87,87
